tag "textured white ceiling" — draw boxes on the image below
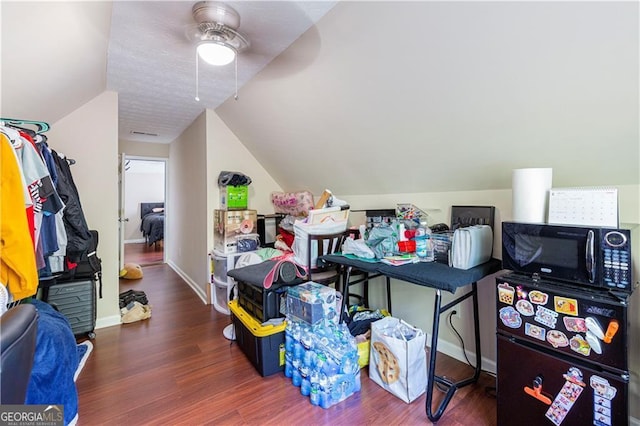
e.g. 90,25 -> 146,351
107,1 -> 337,144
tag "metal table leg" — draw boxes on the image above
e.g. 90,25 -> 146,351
425,282 -> 482,422
339,267 -> 390,322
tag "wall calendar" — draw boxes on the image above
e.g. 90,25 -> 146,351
548,187 -> 618,227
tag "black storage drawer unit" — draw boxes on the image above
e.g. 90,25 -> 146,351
45,279 -> 96,338
237,280 -> 286,323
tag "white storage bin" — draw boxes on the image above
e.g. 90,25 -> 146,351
210,250 -> 247,283
212,276 -> 236,315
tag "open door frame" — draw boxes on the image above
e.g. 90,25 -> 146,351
118,154 -> 169,268
118,153 -> 127,270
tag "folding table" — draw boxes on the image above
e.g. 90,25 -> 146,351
320,254 -> 501,422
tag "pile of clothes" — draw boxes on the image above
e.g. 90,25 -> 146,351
118,290 -> 151,323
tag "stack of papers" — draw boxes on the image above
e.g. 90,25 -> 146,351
380,255 -> 419,266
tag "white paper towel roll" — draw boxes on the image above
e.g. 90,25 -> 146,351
512,168 -> 553,223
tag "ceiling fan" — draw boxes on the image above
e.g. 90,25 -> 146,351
186,1 -> 251,101
187,1 -> 250,66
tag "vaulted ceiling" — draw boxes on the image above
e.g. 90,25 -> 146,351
2,1 -> 638,196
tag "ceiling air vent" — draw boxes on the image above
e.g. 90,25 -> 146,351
130,130 -> 158,137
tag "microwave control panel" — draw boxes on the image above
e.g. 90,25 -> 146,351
601,230 -> 631,290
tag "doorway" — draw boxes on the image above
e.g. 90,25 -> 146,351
120,157 -> 167,267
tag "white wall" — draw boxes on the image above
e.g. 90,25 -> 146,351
167,112 -> 208,301
205,110 -> 283,217
119,139 -> 170,158
48,91 -> 121,328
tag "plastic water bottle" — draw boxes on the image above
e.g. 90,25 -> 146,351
300,365 -> 311,396
300,327 -> 314,350
284,352 -> 293,378
292,368 -> 302,387
415,222 -> 434,262
285,322 -> 294,352
319,387 -> 331,409
310,383 -> 320,406
292,357 -> 301,386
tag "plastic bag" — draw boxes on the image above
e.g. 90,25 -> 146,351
365,223 -> 398,259
218,171 -> 252,186
342,236 -> 375,259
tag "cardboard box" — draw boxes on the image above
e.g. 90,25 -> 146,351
286,282 -> 339,325
213,209 -> 258,254
230,300 -> 286,377
220,185 -> 248,210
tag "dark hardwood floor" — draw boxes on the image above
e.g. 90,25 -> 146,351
76,264 -> 497,425
124,241 -> 163,266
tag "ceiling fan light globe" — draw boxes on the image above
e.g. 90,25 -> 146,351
197,42 -> 235,66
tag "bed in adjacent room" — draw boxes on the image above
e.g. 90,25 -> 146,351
140,202 -> 164,246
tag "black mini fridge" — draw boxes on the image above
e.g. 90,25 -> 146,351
496,273 -> 630,426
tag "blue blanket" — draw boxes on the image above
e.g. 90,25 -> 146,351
26,300 -> 79,425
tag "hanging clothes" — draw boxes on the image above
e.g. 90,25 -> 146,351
12,130 -> 63,269
51,149 -> 91,263
0,133 -> 39,299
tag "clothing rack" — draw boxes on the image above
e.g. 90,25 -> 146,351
1,118 -> 76,164
0,117 -> 50,134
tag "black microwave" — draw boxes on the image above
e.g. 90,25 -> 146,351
501,222 -> 632,292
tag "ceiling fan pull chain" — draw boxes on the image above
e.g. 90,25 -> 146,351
234,54 -> 239,101
195,50 -> 200,102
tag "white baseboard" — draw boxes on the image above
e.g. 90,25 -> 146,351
631,415 -> 640,426
167,260 -> 208,305
426,333 -> 496,375
95,314 -> 122,330
124,238 -> 146,244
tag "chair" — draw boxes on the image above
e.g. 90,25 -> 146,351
342,229 -> 370,308
305,231 -> 346,287
0,303 -> 39,404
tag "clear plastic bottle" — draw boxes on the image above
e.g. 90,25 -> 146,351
285,322 -> 294,353
310,383 -> 320,406
300,365 -> 311,396
415,221 -> 434,262
284,351 -> 293,378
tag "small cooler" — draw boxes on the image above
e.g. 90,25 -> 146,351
229,300 -> 286,377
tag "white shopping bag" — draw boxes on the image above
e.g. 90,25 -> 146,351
292,218 -> 348,267
369,316 -> 427,403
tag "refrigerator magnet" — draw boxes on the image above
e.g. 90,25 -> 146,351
554,296 -> 579,316
569,335 -> 592,356
499,306 -> 522,328
545,368 -> 586,426
516,285 -> 528,300
498,283 -> 516,305
546,330 -> 569,348
525,323 -> 546,341
535,305 -> 558,328
528,290 -> 549,305
563,317 -> 587,333
515,299 -> 535,316
591,375 -> 617,426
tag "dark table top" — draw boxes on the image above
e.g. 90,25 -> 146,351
320,254 -> 502,293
